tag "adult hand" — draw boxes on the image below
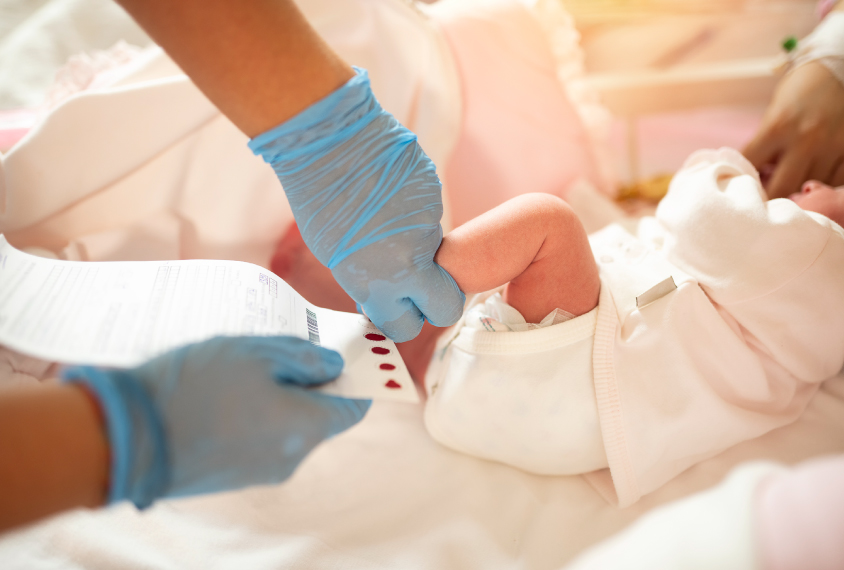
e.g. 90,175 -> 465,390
113,2 -> 464,342
62,336 -> 370,508
744,61 -> 844,198
250,68 -> 465,342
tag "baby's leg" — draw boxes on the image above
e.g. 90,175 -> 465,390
272,193 -> 599,385
271,223 -> 356,313
435,193 -> 599,323
395,321 -> 443,385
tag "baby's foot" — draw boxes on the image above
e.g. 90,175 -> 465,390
270,224 -> 356,312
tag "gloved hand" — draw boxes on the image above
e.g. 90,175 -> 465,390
249,67 -> 465,342
61,336 -> 370,509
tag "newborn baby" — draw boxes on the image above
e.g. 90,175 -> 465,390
274,148 -> 844,507
402,147 -> 844,507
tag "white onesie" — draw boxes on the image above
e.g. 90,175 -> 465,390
424,148 -> 844,507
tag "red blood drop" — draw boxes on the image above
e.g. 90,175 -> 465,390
379,363 -> 396,371
365,333 -> 387,341
385,380 -> 401,389
371,347 -> 390,355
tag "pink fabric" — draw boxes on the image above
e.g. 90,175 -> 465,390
430,0 -> 604,228
818,0 -> 837,19
757,454 -> 844,570
0,43 -> 147,154
0,109 -> 38,152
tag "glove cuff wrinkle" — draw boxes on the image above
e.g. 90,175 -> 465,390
248,67 -> 379,159
62,366 -> 170,509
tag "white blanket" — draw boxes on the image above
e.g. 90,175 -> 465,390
1,1 -> 843,568
1,377 -> 843,569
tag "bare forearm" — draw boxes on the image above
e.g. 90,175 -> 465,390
0,384 -> 108,533
115,0 -> 354,136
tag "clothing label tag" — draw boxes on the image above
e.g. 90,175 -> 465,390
635,276 -> 677,308
0,235 -> 416,403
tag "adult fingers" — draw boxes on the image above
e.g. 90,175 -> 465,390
831,160 -> 844,188
803,123 -> 844,185
413,265 -> 465,328
806,149 -> 842,187
765,144 -> 812,199
365,299 -> 425,343
742,123 -> 783,172
260,389 -> 371,485
265,337 -> 344,386
311,394 -> 372,438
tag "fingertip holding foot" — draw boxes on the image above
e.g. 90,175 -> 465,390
376,313 -> 425,343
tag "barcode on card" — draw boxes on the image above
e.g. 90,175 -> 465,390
306,308 -> 320,345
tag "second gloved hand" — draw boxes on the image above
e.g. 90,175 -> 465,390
249,67 -> 465,342
62,336 -> 370,509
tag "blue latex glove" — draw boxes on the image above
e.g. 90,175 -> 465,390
61,336 -> 370,509
249,67 -> 465,342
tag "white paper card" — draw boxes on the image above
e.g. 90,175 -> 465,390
0,236 -> 417,403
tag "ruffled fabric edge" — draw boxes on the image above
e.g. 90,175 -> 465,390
43,41 -> 146,112
0,41 -> 149,152
517,0 -> 617,193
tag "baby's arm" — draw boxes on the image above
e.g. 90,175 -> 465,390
435,193 -> 599,323
657,148 -> 833,303
657,148 -> 844,382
